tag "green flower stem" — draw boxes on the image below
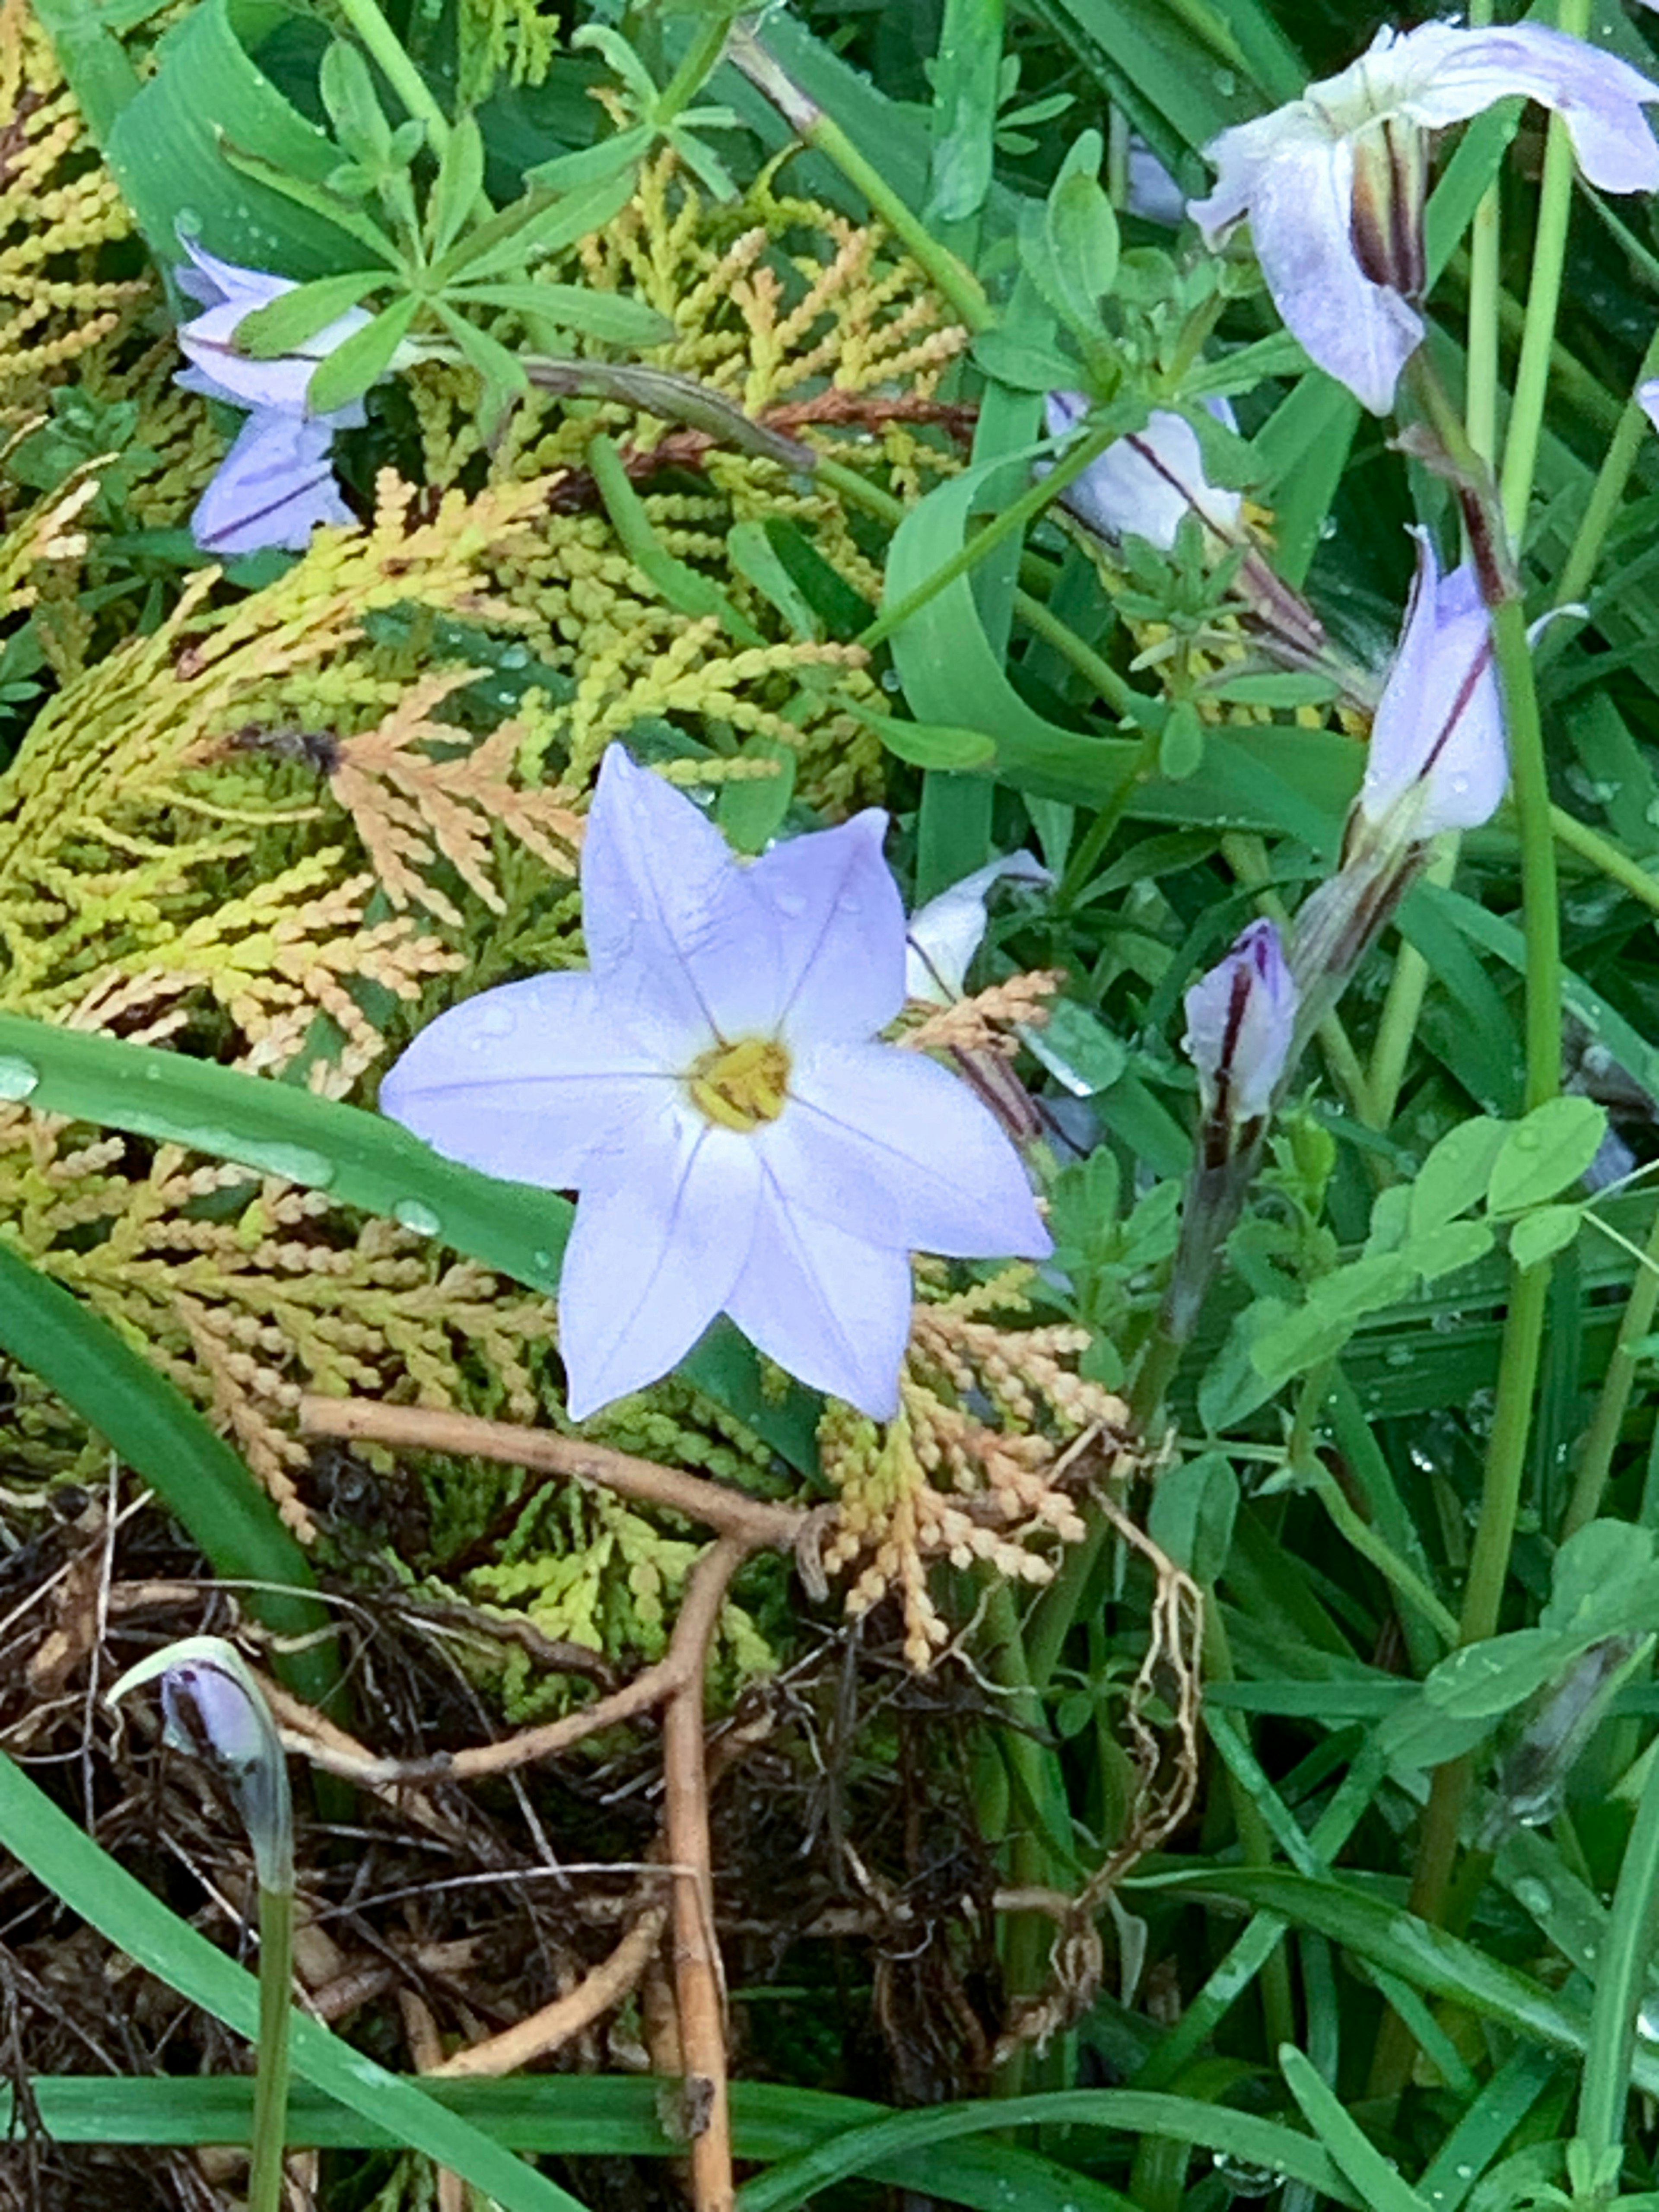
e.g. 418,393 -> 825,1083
1203,1605 -> 1296,2056
1054,726 -> 1164,909
656,12 -> 734,126
1497,0 -> 1590,543
1463,0 -> 1500,463
1365,837 -> 1460,1130
1491,596 -> 1563,1112
858,423 -> 1119,652
1219,833 -> 1373,1121
1552,323 -> 1659,614
982,1580 -> 1067,2095
1011,585 -> 1146,724
1302,1461 -> 1460,1651
330,0 -> 453,155
1561,1202 -> 1659,1540
250,1884 -> 294,2212
724,24 -> 994,333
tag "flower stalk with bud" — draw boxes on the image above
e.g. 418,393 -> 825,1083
108,1639 -> 294,2212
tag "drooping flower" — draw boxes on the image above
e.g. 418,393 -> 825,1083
108,1636 -> 293,1894
1189,23 -> 1659,413
1044,389 -> 1242,551
1357,529 -> 1506,845
173,237 -> 372,554
905,851 -> 1052,1005
1181,918 -> 1297,1144
380,748 -> 1052,1421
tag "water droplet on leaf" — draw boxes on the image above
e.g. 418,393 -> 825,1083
0,1055 -> 40,1101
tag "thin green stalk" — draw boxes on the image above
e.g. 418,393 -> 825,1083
655,12 -> 733,125
1497,0 -> 1590,543
1055,726 -> 1163,908
858,422 -> 1118,651
1491,595 -> 1562,1111
1562,1201 -> 1659,1539
1552,322 -> 1659,613
1304,1465 -> 1459,1650
331,0 -> 453,154
1578,1741 -> 1659,2160
1204,1607 -> 1297,2056
1463,0 -> 1500,464
1365,839 -> 1459,1129
725,25 -> 994,333
250,1885 -> 294,2212
983,1581 -> 1067,2096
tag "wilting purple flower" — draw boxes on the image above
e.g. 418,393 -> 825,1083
108,1636 -> 292,1894
1190,23 -> 1659,413
173,238 -> 371,555
1358,530 -> 1506,843
905,851 -> 1052,1004
1182,918 -> 1297,1137
381,747 -> 1051,1421
1044,390 -> 1242,551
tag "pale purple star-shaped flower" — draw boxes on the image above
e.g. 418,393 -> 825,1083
1359,529 -> 1506,843
1044,390 -> 1242,551
1182,918 -> 1297,1135
173,238 -> 369,554
1189,22 -> 1659,413
380,747 -> 1052,1420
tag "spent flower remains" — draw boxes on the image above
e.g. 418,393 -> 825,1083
381,748 -> 1051,1421
1190,21 -> 1659,413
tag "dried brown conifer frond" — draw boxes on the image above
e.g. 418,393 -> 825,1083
820,1270 -> 1138,1667
902,969 -> 1068,1059
325,668 -> 583,922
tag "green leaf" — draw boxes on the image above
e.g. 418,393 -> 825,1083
1158,699 -> 1205,779
234,271 -> 392,357
1487,1096 -> 1608,1216
1510,1205 -> 1583,1270
969,328 -> 1083,393
104,0 -> 373,272
727,521 -> 819,639
1044,165 -> 1119,328
522,124 -> 655,196
1409,1116 -> 1511,1238
717,737 -> 797,853
1280,2047 -> 1435,2212
428,113 -> 486,263
1147,1451 -> 1238,1584
1023,998 -> 1127,1094
305,292 -> 420,415
839,702 -> 997,770
319,38 -> 391,159
435,169 -> 640,286
1396,1217 -> 1495,1284
1544,1521 -> 1659,1638
1424,1630 -> 1574,1720
0,1241 -> 337,1711
453,281 -> 674,346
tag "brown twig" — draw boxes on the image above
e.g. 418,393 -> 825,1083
429,1900 -> 670,2077
291,1394 -> 807,2212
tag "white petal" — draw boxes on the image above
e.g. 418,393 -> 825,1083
906,851 -> 1052,1003
1188,111 -> 1309,243
1362,532 -> 1506,837
580,747 -> 774,1051
175,238 -> 291,312
178,295 -> 375,415
1127,141 -> 1187,226
559,1120 -> 760,1418
189,411 -> 354,555
1246,133 -> 1423,414
726,1181 -> 914,1418
748,807 -> 906,1040
1055,406 -> 1243,552
772,1041 -> 1052,1259
379,973 -> 683,1188
1641,376 -> 1659,433
1395,25 -> 1659,195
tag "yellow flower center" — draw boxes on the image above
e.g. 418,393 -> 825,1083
687,1036 -> 792,1133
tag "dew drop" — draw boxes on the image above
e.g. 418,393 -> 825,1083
1515,1875 -> 1553,1916
393,1198 -> 442,1236
0,1055 -> 40,1102
532,1247 -> 556,1273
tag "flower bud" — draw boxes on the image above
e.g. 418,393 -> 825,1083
109,1636 -> 293,1895
1356,530 -> 1507,847
1181,918 -> 1297,1159
1043,390 -> 1243,552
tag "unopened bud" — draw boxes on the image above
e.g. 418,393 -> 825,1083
109,1636 -> 293,1895
1181,918 -> 1298,1160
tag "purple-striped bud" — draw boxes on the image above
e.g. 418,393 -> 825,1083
1182,919 -> 1297,1144
1357,530 -> 1507,845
